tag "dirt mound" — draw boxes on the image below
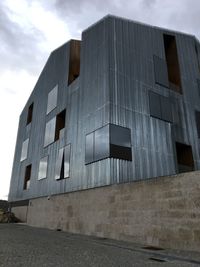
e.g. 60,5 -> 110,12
0,209 -> 20,223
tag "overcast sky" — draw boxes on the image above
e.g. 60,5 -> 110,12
1,0 -> 200,200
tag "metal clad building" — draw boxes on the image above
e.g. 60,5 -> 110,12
9,15 -> 200,203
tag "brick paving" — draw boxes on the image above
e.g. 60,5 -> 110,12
0,224 -> 200,267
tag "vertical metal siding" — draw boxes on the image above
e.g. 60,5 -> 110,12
9,16 -> 200,202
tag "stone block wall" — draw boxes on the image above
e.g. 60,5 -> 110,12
24,171 -> 200,252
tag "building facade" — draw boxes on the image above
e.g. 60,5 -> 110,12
9,15 -> 200,205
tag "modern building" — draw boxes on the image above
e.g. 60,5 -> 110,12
8,15 -> 200,249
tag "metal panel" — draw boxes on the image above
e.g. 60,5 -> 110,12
197,79 -> 200,96
85,132 -> 94,164
20,138 -> 29,162
38,156 -> 48,180
46,85 -> 58,114
153,55 -> 169,88
149,91 -> 162,119
8,15 -> 200,202
55,147 -> 64,180
44,117 -> 56,147
94,125 -> 109,161
161,96 -> 173,122
64,144 -> 71,178
195,111 -> 200,138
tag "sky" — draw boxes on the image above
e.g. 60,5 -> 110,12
1,0 -> 200,200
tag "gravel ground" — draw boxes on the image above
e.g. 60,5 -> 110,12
0,224 -> 200,267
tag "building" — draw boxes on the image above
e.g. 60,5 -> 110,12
9,15 -> 200,251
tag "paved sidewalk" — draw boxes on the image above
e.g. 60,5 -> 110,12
0,224 -> 200,267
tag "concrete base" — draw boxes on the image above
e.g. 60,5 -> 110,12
18,171 -> 200,252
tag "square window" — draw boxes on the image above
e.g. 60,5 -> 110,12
110,124 -> 132,161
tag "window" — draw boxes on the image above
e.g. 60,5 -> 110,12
68,40 -> 81,85
44,117 -> 56,147
55,144 -> 71,180
195,111 -> 200,138
44,109 -> 66,147
38,156 -> 48,180
46,85 -> 58,114
23,164 -> 32,190
85,125 -> 109,164
20,138 -> 29,162
175,142 -> 194,173
26,103 -> 33,125
54,109 -> 66,141
85,124 -> 132,164
149,91 -> 173,122
163,34 -> 182,92
110,124 -> 132,161
153,55 -> 169,88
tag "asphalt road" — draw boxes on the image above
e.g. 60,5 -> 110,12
0,224 -> 200,267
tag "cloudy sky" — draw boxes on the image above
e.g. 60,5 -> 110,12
1,0 -> 200,200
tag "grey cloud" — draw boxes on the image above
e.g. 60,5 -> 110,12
40,0 -> 200,40
0,2 -> 47,75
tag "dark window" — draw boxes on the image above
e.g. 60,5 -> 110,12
55,109 -> 66,141
163,34 -> 182,93
110,124 -> 132,161
68,40 -> 81,85
85,124 -> 132,164
149,91 -> 173,122
27,103 -> 33,125
195,111 -> 200,138
55,144 -> 71,180
175,142 -> 194,173
153,55 -> 169,88
23,164 -> 32,190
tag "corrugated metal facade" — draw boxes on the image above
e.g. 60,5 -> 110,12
9,15 -> 200,202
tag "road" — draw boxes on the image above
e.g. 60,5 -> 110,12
0,224 -> 200,266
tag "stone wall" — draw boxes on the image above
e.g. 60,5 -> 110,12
25,171 -> 200,252
12,206 -> 28,222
